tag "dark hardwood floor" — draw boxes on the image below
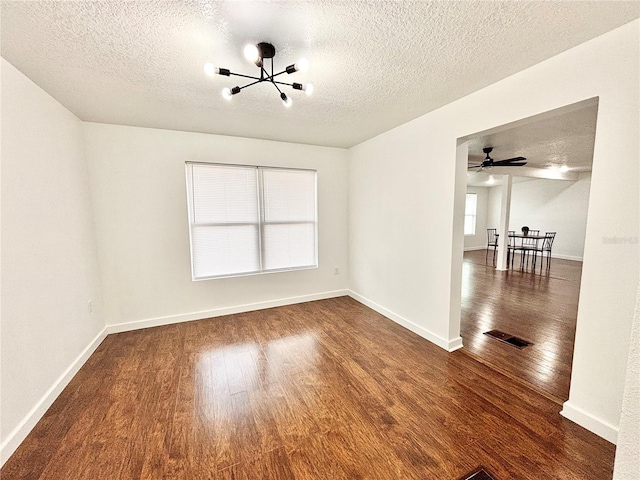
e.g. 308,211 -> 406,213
2,296 -> 613,479
461,249 -> 582,402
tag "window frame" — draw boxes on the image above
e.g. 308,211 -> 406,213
464,193 -> 477,236
185,161 -> 318,281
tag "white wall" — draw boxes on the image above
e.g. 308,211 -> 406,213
613,281 -> 640,479
0,59 -> 105,461
487,174 -> 591,260
463,187 -> 489,250
349,20 -> 639,442
83,123 -> 348,329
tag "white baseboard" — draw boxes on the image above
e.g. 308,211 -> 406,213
447,336 -> 464,351
464,247 -> 583,262
0,327 -> 108,467
561,401 -> 618,444
348,290 -> 462,352
552,253 -> 583,262
1,290 -> 348,466
106,289 -> 349,334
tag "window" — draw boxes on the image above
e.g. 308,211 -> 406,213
185,162 -> 317,280
464,193 -> 477,235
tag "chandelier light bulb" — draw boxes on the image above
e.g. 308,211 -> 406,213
221,87 -> 232,100
204,62 -> 218,77
281,92 -> 292,108
244,44 -> 260,63
303,83 -> 314,96
296,58 -> 310,72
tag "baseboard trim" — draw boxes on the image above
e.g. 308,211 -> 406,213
106,289 -> 350,334
464,247 -> 582,262
348,290 -> 461,352
1,290 -> 349,465
552,253 -> 583,262
561,401 -> 618,444
0,327 -> 108,467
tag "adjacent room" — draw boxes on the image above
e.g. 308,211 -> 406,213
460,100 -> 596,403
1,2 -> 639,479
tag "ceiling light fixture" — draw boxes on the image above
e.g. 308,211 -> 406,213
204,42 -> 313,108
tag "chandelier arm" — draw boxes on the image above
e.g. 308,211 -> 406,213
237,79 -> 263,90
260,65 -> 273,82
259,68 -> 289,83
269,70 -> 288,79
272,80 -> 295,87
270,80 -> 284,95
228,72 -> 261,81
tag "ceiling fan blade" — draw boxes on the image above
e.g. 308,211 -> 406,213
468,165 -> 483,169
493,161 -> 527,167
493,157 -> 526,164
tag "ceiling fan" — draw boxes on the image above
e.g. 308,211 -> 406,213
469,147 -> 527,170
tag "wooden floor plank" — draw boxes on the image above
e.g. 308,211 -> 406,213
461,250 -> 581,401
2,297 -> 614,479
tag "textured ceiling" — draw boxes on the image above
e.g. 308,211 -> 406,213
466,101 -> 598,186
1,1 -> 638,148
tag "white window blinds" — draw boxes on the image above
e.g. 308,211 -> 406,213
464,193 -> 477,235
186,162 -> 317,280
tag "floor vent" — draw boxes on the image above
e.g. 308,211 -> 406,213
484,329 -> 533,349
458,466 -> 497,480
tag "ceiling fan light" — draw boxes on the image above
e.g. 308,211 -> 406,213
487,176 -> 495,185
243,44 -> 260,63
221,87 -> 232,100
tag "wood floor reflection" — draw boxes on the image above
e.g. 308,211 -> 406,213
461,250 -> 582,402
2,296 -> 612,479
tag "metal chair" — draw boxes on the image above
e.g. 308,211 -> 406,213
519,229 -> 540,269
486,229 -> 499,266
534,232 -> 556,273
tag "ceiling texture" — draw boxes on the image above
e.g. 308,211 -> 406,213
465,100 -> 599,186
467,103 -> 598,172
1,1 -> 638,148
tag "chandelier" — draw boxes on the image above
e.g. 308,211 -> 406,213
204,42 -> 313,108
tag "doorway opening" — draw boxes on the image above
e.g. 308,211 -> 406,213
454,98 -> 599,403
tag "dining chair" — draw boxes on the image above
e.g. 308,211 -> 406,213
520,229 -> 540,269
535,232 -> 556,273
486,228 -> 499,266
510,230 -> 540,269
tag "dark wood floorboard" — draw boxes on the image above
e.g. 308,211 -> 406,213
461,249 -> 582,402
2,296 -> 613,479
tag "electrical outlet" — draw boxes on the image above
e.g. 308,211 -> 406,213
334,266 -> 340,275
88,300 -> 93,314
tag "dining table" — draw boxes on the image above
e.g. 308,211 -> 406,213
507,233 -> 546,270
